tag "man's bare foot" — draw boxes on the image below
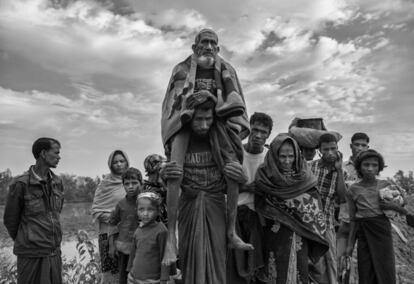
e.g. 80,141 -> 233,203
162,236 -> 178,266
228,233 -> 254,251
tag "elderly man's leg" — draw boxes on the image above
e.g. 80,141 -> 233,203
226,178 -> 254,251
162,130 -> 190,266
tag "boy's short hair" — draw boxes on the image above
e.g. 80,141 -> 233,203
137,191 -> 162,209
250,112 -> 273,133
32,137 -> 61,160
351,132 -> 370,143
354,149 -> 385,178
122,167 -> 143,184
319,133 -> 337,147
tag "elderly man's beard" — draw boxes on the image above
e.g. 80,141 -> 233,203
196,54 -> 215,69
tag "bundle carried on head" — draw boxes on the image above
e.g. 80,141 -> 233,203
288,117 -> 342,148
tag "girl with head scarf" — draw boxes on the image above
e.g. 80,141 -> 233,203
91,150 -> 129,284
254,135 -> 328,283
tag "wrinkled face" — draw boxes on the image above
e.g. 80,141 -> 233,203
112,153 -> 128,175
191,108 -> 214,137
192,33 -> 219,68
278,142 -> 295,172
350,139 -> 369,157
360,157 -> 379,179
248,122 -> 271,151
320,141 -> 338,163
301,147 -> 316,161
123,178 -> 142,197
41,142 -> 61,168
137,198 -> 158,225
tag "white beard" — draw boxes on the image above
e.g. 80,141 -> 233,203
196,55 -> 215,68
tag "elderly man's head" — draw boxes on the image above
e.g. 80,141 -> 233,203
192,29 -> 220,68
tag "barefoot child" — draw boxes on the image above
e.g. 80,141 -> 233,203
345,149 -> 400,284
127,192 -> 170,284
108,167 -> 143,284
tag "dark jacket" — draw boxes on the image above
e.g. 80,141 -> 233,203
3,166 -> 64,257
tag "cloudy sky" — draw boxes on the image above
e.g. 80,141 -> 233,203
0,0 -> 413,178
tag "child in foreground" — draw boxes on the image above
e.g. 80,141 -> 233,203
127,191 -> 171,284
109,167 -> 143,284
345,149 -> 403,284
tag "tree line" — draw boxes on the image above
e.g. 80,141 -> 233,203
0,169 -> 413,205
0,170 -> 101,204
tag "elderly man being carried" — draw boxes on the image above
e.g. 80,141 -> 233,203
161,29 -> 253,284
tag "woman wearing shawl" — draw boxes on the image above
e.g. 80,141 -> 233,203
91,150 -> 129,284
255,135 -> 328,283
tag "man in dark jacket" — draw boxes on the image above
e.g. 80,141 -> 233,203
3,137 -> 64,284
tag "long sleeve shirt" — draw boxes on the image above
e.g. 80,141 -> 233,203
109,194 -> 139,254
127,221 -> 170,281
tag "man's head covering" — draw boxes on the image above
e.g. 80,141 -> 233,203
194,28 -> 218,45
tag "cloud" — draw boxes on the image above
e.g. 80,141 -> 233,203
0,0 -> 413,177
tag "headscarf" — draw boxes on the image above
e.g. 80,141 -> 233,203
255,134 -> 316,200
255,135 -> 328,260
143,154 -> 166,175
137,191 -> 162,207
91,150 -> 130,223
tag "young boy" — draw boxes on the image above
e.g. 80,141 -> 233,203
109,167 -> 143,284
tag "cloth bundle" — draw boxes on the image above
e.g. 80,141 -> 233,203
161,54 -> 250,149
379,184 -> 406,218
288,126 -> 342,149
288,117 -> 342,149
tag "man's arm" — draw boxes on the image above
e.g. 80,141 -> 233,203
126,232 -> 136,272
335,152 -> 346,203
108,204 -> 121,225
345,192 -> 357,256
3,182 -> 24,240
240,182 -> 255,193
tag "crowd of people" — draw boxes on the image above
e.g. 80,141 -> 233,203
3,28 -> 414,284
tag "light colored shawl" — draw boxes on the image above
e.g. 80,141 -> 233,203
91,150 -> 129,224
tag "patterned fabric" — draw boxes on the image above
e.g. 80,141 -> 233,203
343,158 -> 359,186
98,233 -> 119,274
161,54 -> 250,148
264,222 -> 309,284
143,154 -> 166,175
309,159 -> 339,230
